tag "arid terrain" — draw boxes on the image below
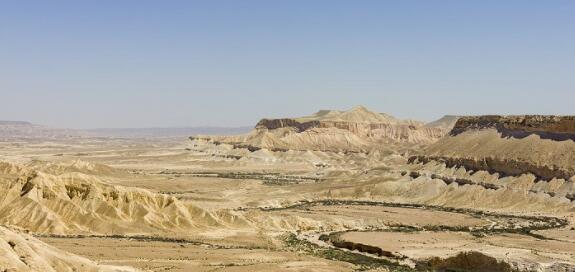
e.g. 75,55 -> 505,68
0,107 -> 574,272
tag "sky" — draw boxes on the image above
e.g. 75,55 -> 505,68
1,1 -> 574,128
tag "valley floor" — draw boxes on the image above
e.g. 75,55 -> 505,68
0,137 -> 573,271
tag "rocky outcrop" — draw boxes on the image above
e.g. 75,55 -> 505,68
256,118 -> 450,141
257,118 -> 415,135
0,161 -> 246,235
423,251 -> 514,272
412,115 -> 575,181
254,106 -> 450,142
409,155 -> 575,181
451,115 -> 575,141
195,107 -> 457,153
422,250 -> 575,272
256,118 -> 320,132
403,168 -> 503,190
329,238 -> 401,259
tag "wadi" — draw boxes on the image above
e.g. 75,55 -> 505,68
0,106 -> 573,272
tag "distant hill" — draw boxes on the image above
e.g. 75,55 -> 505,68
193,106 -> 457,153
0,120 -> 33,126
292,105 -> 404,124
0,121 -> 78,139
0,120 -> 251,139
424,115 -> 461,130
82,126 -> 253,138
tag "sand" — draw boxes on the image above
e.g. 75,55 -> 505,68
0,111 -> 573,271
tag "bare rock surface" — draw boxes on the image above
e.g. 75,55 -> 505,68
194,106 -> 456,153
0,161 -> 245,235
415,115 -> 575,181
1,113 -> 574,272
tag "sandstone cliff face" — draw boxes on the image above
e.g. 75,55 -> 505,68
415,115 -> 575,181
196,107 -> 456,153
256,118 -> 437,141
0,160 -> 245,235
256,118 -> 320,132
451,115 -> 575,141
254,106 -> 452,145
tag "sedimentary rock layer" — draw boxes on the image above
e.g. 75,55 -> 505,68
451,115 -> 575,141
414,115 -> 575,181
0,161 -> 243,235
192,106 -> 457,153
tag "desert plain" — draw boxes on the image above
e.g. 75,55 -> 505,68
0,106 -> 574,272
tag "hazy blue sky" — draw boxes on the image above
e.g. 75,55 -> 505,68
1,1 -> 574,128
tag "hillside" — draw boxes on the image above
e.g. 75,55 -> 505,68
424,115 -> 461,130
193,106 -> 455,153
0,161 -> 244,235
0,226 -> 135,271
413,115 -> 575,181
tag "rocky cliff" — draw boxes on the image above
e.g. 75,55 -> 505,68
255,118 -> 433,142
256,118 -> 321,132
413,115 -> 575,181
193,106 -> 456,153
0,160 -> 244,235
451,115 -> 575,141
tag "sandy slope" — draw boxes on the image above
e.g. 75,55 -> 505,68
0,161 -> 246,235
420,116 -> 575,180
194,106 -> 456,153
0,226 -> 136,272
0,114 -> 574,271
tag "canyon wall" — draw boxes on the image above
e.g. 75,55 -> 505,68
451,115 -> 575,141
413,115 -> 575,181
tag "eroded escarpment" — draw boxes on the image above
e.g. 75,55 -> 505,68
327,234 -> 404,259
0,161 -> 247,235
255,116 -> 447,142
403,168 -> 575,202
424,251 -> 514,272
408,155 -> 574,182
190,106 -> 457,154
451,115 -> 575,141
256,118 -> 426,136
413,115 -> 575,182
402,169 -> 503,190
256,118 -> 321,132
